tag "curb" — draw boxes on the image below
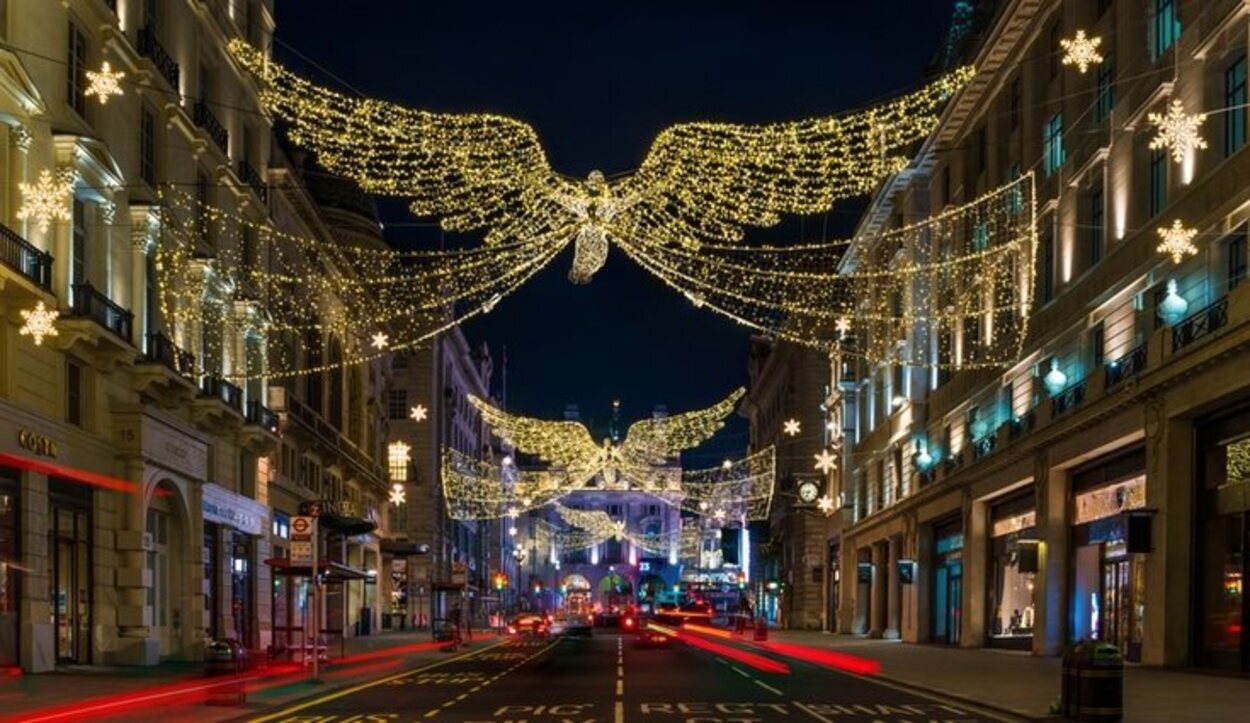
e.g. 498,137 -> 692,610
863,672 -> 1059,723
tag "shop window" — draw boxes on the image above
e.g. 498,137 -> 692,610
988,500 -> 1037,648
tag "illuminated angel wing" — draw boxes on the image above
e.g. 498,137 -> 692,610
618,387 -> 745,471
229,41 -> 570,245
467,395 -> 603,479
620,67 -> 975,248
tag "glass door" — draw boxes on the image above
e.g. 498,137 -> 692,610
0,479 -> 20,668
51,508 -> 91,664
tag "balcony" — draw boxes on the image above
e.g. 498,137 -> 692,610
1105,342 -> 1148,389
0,222 -> 52,293
943,450 -> 965,476
70,283 -> 131,342
1008,410 -> 1036,441
137,27 -> 179,90
246,399 -> 279,434
134,332 -> 198,405
1172,297 -> 1229,353
145,332 -> 195,378
201,375 -> 244,413
1050,380 -> 1087,418
280,393 -> 386,487
236,160 -> 268,202
193,101 -> 229,156
971,433 -> 997,461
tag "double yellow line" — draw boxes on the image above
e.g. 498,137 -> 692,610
249,639 -> 510,722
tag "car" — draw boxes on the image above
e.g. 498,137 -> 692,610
505,613 -> 549,637
550,613 -> 593,637
635,616 -> 674,647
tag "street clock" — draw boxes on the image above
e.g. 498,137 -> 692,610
797,479 -> 821,504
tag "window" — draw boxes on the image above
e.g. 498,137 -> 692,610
66,360 -> 83,426
942,164 -> 952,206
1043,114 -> 1065,176
71,199 -> 87,292
142,0 -> 158,31
388,441 -> 411,482
140,105 -> 157,185
67,21 -> 87,116
1049,22 -> 1062,79
1041,231 -> 1055,303
1095,62 -> 1115,123
387,389 -> 408,420
1089,189 -> 1105,265
1152,0 -> 1180,60
1088,322 -> 1105,368
1225,55 -> 1247,157
1229,230 -> 1247,291
1009,76 -> 1021,131
1149,148 -> 1167,217
196,171 -> 210,244
272,512 -> 290,540
976,125 -> 988,175
1006,163 -> 1024,216
241,226 -> 257,272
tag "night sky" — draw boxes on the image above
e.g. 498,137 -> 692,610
276,1 -> 956,463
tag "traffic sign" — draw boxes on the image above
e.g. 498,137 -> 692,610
290,540 -> 314,566
291,516 -> 314,541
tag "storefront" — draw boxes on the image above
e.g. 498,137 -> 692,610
931,517 -> 963,645
0,466 -> 19,669
1070,448 -> 1146,662
1196,402 -> 1250,673
986,491 -> 1037,649
202,483 -> 268,647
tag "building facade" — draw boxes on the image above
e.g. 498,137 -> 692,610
834,0 -> 1250,674
0,0 -> 392,672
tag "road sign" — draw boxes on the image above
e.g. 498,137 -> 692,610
291,516 -> 314,540
290,540 -> 314,566
290,516 -> 316,566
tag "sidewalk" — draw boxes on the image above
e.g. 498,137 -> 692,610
763,631 -> 1248,722
0,629 -> 499,723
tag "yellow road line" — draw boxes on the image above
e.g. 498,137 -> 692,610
247,639 -> 508,723
419,637 -> 561,719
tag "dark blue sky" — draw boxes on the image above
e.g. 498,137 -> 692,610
277,1 -> 955,463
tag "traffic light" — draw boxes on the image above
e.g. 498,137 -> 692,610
492,571 -> 508,590
532,581 -> 543,595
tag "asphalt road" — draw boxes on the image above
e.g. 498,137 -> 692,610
244,632 -> 1025,723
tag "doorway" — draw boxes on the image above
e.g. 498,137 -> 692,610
931,519 -> 964,645
50,502 -> 92,664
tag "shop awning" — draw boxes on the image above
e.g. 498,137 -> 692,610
265,557 -> 374,581
317,512 -> 377,536
380,540 -> 431,557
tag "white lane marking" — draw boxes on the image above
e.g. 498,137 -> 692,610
617,665 -> 624,676
792,701 -> 834,723
753,679 -> 784,696
715,657 -> 729,665
615,700 -> 625,723
616,678 -> 624,695
731,666 -> 751,678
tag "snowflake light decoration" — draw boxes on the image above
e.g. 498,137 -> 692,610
85,61 -> 126,104
783,419 -> 801,436
816,495 -> 836,515
18,169 -> 75,234
19,301 -> 59,345
1149,99 -> 1208,164
1156,220 -> 1199,264
388,483 -> 406,506
1060,31 -> 1103,74
835,316 -> 852,336
409,404 -> 428,422
813,449 -> 838,474
370,332 -> 389,349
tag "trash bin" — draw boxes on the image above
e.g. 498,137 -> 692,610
360,607 -> 373,636
204,639 -> 247,706
432,618 -> 458,652
1061,641 -> 1123,722
753,618 -> 769,642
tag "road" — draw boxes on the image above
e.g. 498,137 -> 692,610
240,631 -> 1025,723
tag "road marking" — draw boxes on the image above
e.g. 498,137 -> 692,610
617,665 -> 624,676
247,639 -> 508,723
715,657 -> 729,665
753,679 -> 784,696
615,700 -> 625,723
616,679 -> 624,696
417,637 -> 562,719
792,701 -> 834,723
731,666 -> 751,678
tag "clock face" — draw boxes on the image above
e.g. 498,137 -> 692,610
798,480 -> 820,503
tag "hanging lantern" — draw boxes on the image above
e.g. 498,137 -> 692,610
1043,359 -> 1069,396
1159,279 -> 1190,326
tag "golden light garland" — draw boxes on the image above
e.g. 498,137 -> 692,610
1149,99 -> 1208,164
615,172 -> 1038,369
671,447 -> 777,522
1156,219 -> 1199,264
18,169 -> 75,234
467,388 -> 744,490
441,447 -> 574,521
230,40 -> 973,282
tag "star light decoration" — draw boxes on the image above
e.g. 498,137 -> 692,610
1149,99 -> 1209,164
18,169 -> 75,234
783,419 -> 801,436
388,482 -> 406,506
370,332 -> 389,350
1156,220 -> 1199,264
816,494 -> 836,515
813,449 -> 838,474
1059,30 -> 1103,74
834,316 -> 853,336
19,301 -> 59,345
85,61 -> 125,104
409,404 -> 428,422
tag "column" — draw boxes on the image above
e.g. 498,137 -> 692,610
1143,403 -> 1193,666
19,471 -> 53,672
128,208 -> 152,351
868,542 -> 885,637
1034,451 -> 1067,656
963,498 -> 989,648
885,536 -> 901,639
114,458 -> 158,665
837,543 -> 857,633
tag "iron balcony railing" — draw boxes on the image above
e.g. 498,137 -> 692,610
144,332 -> 195,379
236,160 -> 268,202
70,283 -> 132,342
1105,342 -> 1148,389
137,27 -> 179,90
0,222 -> 52,290
193,101 -> 229,156
1051,380 -> 1087,418
1172,297 -> 1229,353
1009,410 -> 1036,441
246,399 -> 279,434
201,375 -> 244,413
972,433 -> 997,460
943,450 -> 965,475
